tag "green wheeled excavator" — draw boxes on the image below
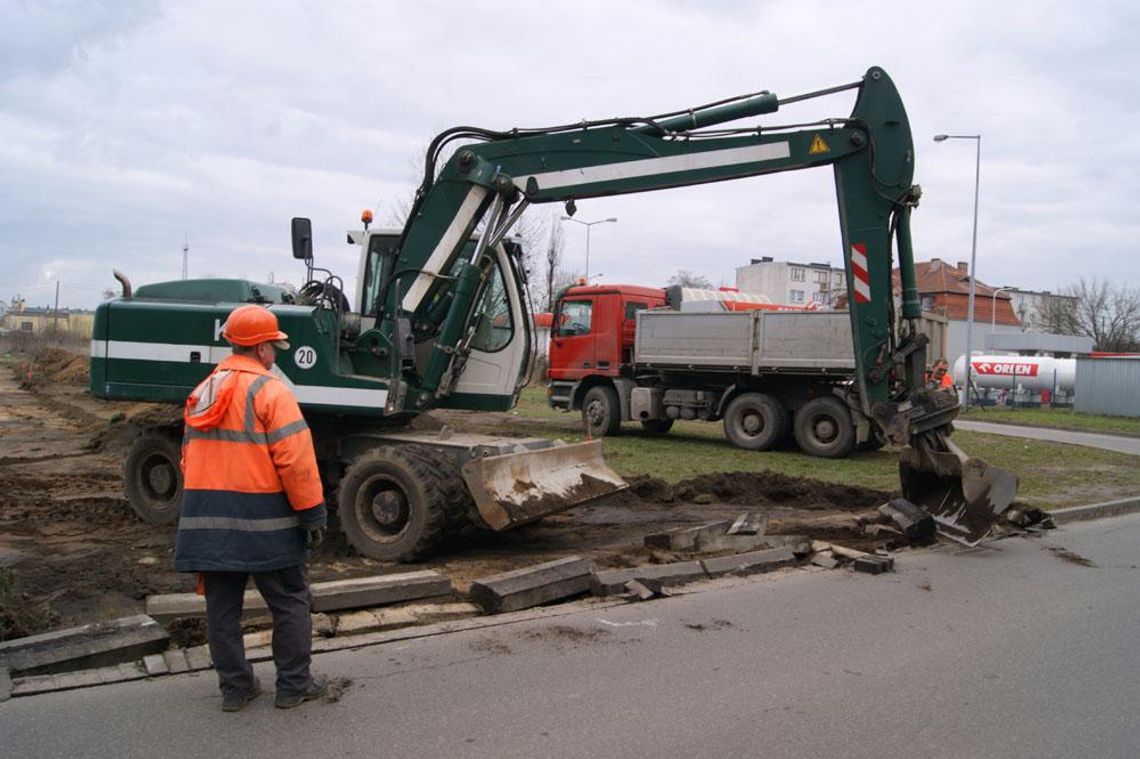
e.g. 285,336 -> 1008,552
90,66 -> 1017,560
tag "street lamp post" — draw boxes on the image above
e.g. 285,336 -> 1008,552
990,286 -> 1014,338
560,216 -> 617,280
933,133 -> 981,409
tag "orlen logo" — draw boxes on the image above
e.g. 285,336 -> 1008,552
972,361 -> 1038,377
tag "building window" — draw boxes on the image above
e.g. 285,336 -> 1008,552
790,267 -> 805,282
814,270 -> 829,284
790,289 -> 805,303
921,295 -> 935,311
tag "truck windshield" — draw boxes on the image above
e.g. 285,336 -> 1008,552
556,300 -> 592,336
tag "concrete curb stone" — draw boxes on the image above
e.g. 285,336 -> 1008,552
1050,497 -> 1140,524
592,561 -> 708,597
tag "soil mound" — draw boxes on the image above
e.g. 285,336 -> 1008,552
20,348 -> 89,388
623,471 -> 888,510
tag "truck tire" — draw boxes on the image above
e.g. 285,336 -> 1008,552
338,445 -> 449,562
123,431 -> 183,525
793,397 -> 856,459
639,418 -> 674,435
581,385 -> 622,437
723,393 -> 787,451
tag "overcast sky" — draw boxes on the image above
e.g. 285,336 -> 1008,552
3,0 -> 1138,310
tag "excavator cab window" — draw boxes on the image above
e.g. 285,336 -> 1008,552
469,261 -> 514,352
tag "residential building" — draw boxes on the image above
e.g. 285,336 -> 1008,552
895,258 -> 1021,365
1006,288 -> 1079,334
735,257 -> 845,307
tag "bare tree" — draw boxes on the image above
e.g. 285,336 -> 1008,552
666,270 -> 713,289
1049,278 -> 1140,351
542,216 -> 565,312
1032,293 -> 1079,335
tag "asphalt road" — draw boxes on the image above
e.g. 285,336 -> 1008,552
4,515 -> 1139,759
955,419 -> 1140,455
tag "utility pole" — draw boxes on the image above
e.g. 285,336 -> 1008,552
54,280 -> 60,315
182,232 -> 190,280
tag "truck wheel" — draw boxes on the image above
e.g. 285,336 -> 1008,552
793,397 -> 855,459
723,393 -> 786,451
123,431 -> 183,525
338,445 -> 449,562
639,418 -> 674,435
581,385 -> 621,437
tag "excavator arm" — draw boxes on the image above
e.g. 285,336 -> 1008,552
370,65 -> 1016,543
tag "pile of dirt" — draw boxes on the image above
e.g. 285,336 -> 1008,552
624,472 -> 890,510
18,348 -> 89,389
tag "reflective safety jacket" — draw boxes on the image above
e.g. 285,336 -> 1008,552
174,354 -> 326,572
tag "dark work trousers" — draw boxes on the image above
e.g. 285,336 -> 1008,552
203,565 -> 314,698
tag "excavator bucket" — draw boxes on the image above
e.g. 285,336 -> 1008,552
461,440 -> 627,531
898,430 -> 1019,546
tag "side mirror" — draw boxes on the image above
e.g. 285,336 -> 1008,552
291,217 -> 313,260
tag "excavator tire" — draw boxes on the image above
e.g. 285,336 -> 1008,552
581,385 -> 622,438
723,392 -> 787,451
338,445 -> 451,562
413,446 -> 478,535
793,396 -> 855,459
123,430 -> 184,526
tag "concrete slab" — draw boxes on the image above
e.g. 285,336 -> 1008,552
142,653 -> 169,677
146,571 -> 451,623
592,561 -> 708,597
700,546 -> 797,577
470,557 -> 596,614
336,611 -> 384,635
0,614 -> 168,676
163,649 -> 190,674
146,591 -> 266,625
311,571 -> 452,613
696,532 -> 781,554
10,674 -> 59,697
184,645 -> 212,671
644,520 -> 731,551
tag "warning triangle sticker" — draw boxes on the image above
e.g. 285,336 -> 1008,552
809,134 -> 830,155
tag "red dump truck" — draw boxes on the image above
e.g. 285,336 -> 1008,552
546,283 -> 883,458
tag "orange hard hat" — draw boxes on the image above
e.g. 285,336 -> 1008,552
222,305 -> 289,348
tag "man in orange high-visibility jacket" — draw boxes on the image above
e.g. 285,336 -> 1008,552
175,304 -> 328,712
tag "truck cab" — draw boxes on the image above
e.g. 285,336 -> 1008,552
547,284 -> 667,418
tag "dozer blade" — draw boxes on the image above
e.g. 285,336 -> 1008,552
461,440 -> 627,531
899,430 -> 1019,546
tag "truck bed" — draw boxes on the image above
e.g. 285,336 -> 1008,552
633,310 -> 856,374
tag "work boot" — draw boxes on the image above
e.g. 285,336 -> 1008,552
221,676 -> 262,713
274,677 -> 327,709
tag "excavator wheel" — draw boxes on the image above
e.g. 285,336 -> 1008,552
414,446 -> 478,535
724,392 -> 788,451
123,430 -> 184,525
793,396 -> 855,459
338,445 -> 451,562
581,385 -> 622,437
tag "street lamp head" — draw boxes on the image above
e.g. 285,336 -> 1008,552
605,217 -> 618,223
933,134 -> 949,142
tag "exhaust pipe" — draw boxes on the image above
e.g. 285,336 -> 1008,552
113,270 -> 132,298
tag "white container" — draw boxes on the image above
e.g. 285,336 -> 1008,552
952,355 -> 1075,392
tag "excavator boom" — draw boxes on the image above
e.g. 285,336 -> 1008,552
380,66 -> 1017,543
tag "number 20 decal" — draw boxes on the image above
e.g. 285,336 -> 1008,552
294,346 -> 318,370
